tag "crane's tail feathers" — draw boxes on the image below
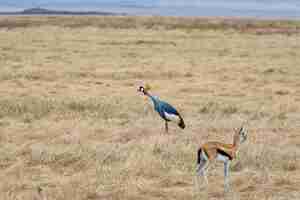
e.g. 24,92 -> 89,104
178,116 -> 185,129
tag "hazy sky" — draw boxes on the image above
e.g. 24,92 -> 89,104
0,0 -> 299,17
0,0 -> 299,6
1,0 -> 299,7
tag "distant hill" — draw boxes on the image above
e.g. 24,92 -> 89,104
0,7 -> 126,15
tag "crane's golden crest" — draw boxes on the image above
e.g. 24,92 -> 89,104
144,83 -> 151,91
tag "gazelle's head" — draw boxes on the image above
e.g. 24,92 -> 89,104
233,126 -> 247,146
238,126 -> 247,144
138,84 -> 151,95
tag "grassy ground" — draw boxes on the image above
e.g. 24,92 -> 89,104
0,16 -> 300,200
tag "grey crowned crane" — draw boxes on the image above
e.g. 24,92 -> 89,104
138,84 -> 185,133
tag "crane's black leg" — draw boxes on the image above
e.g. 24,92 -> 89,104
165,121 -> 168,133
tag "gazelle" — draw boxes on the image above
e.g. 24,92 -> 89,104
196,126 -> 247,192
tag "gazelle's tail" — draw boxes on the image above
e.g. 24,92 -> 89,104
197,148 -> 202,165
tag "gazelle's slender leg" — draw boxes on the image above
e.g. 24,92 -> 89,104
196,158 -> 209,188
195,164 -> 202,189
165,121 -> 168,133
202,160 -> 210,185
196,160 -> 206,176
196,163 -> 205,188
224,160 -> 230,192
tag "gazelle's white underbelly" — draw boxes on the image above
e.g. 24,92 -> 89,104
216,153 -> 230,162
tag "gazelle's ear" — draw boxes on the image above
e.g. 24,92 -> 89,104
238,127 -> 242,133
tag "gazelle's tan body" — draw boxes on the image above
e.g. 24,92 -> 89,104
201,142 -> 237,160
196,126 -> 247,192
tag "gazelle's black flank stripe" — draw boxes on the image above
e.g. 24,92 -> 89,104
217,148 -> 233,160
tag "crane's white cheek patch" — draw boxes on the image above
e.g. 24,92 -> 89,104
164,112 -> 180,123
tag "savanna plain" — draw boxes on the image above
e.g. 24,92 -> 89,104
0,16 -> 300,200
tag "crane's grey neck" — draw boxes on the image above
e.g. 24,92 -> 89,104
146,92 -> 159,104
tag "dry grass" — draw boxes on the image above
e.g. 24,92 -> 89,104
0,16 -> 300,200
